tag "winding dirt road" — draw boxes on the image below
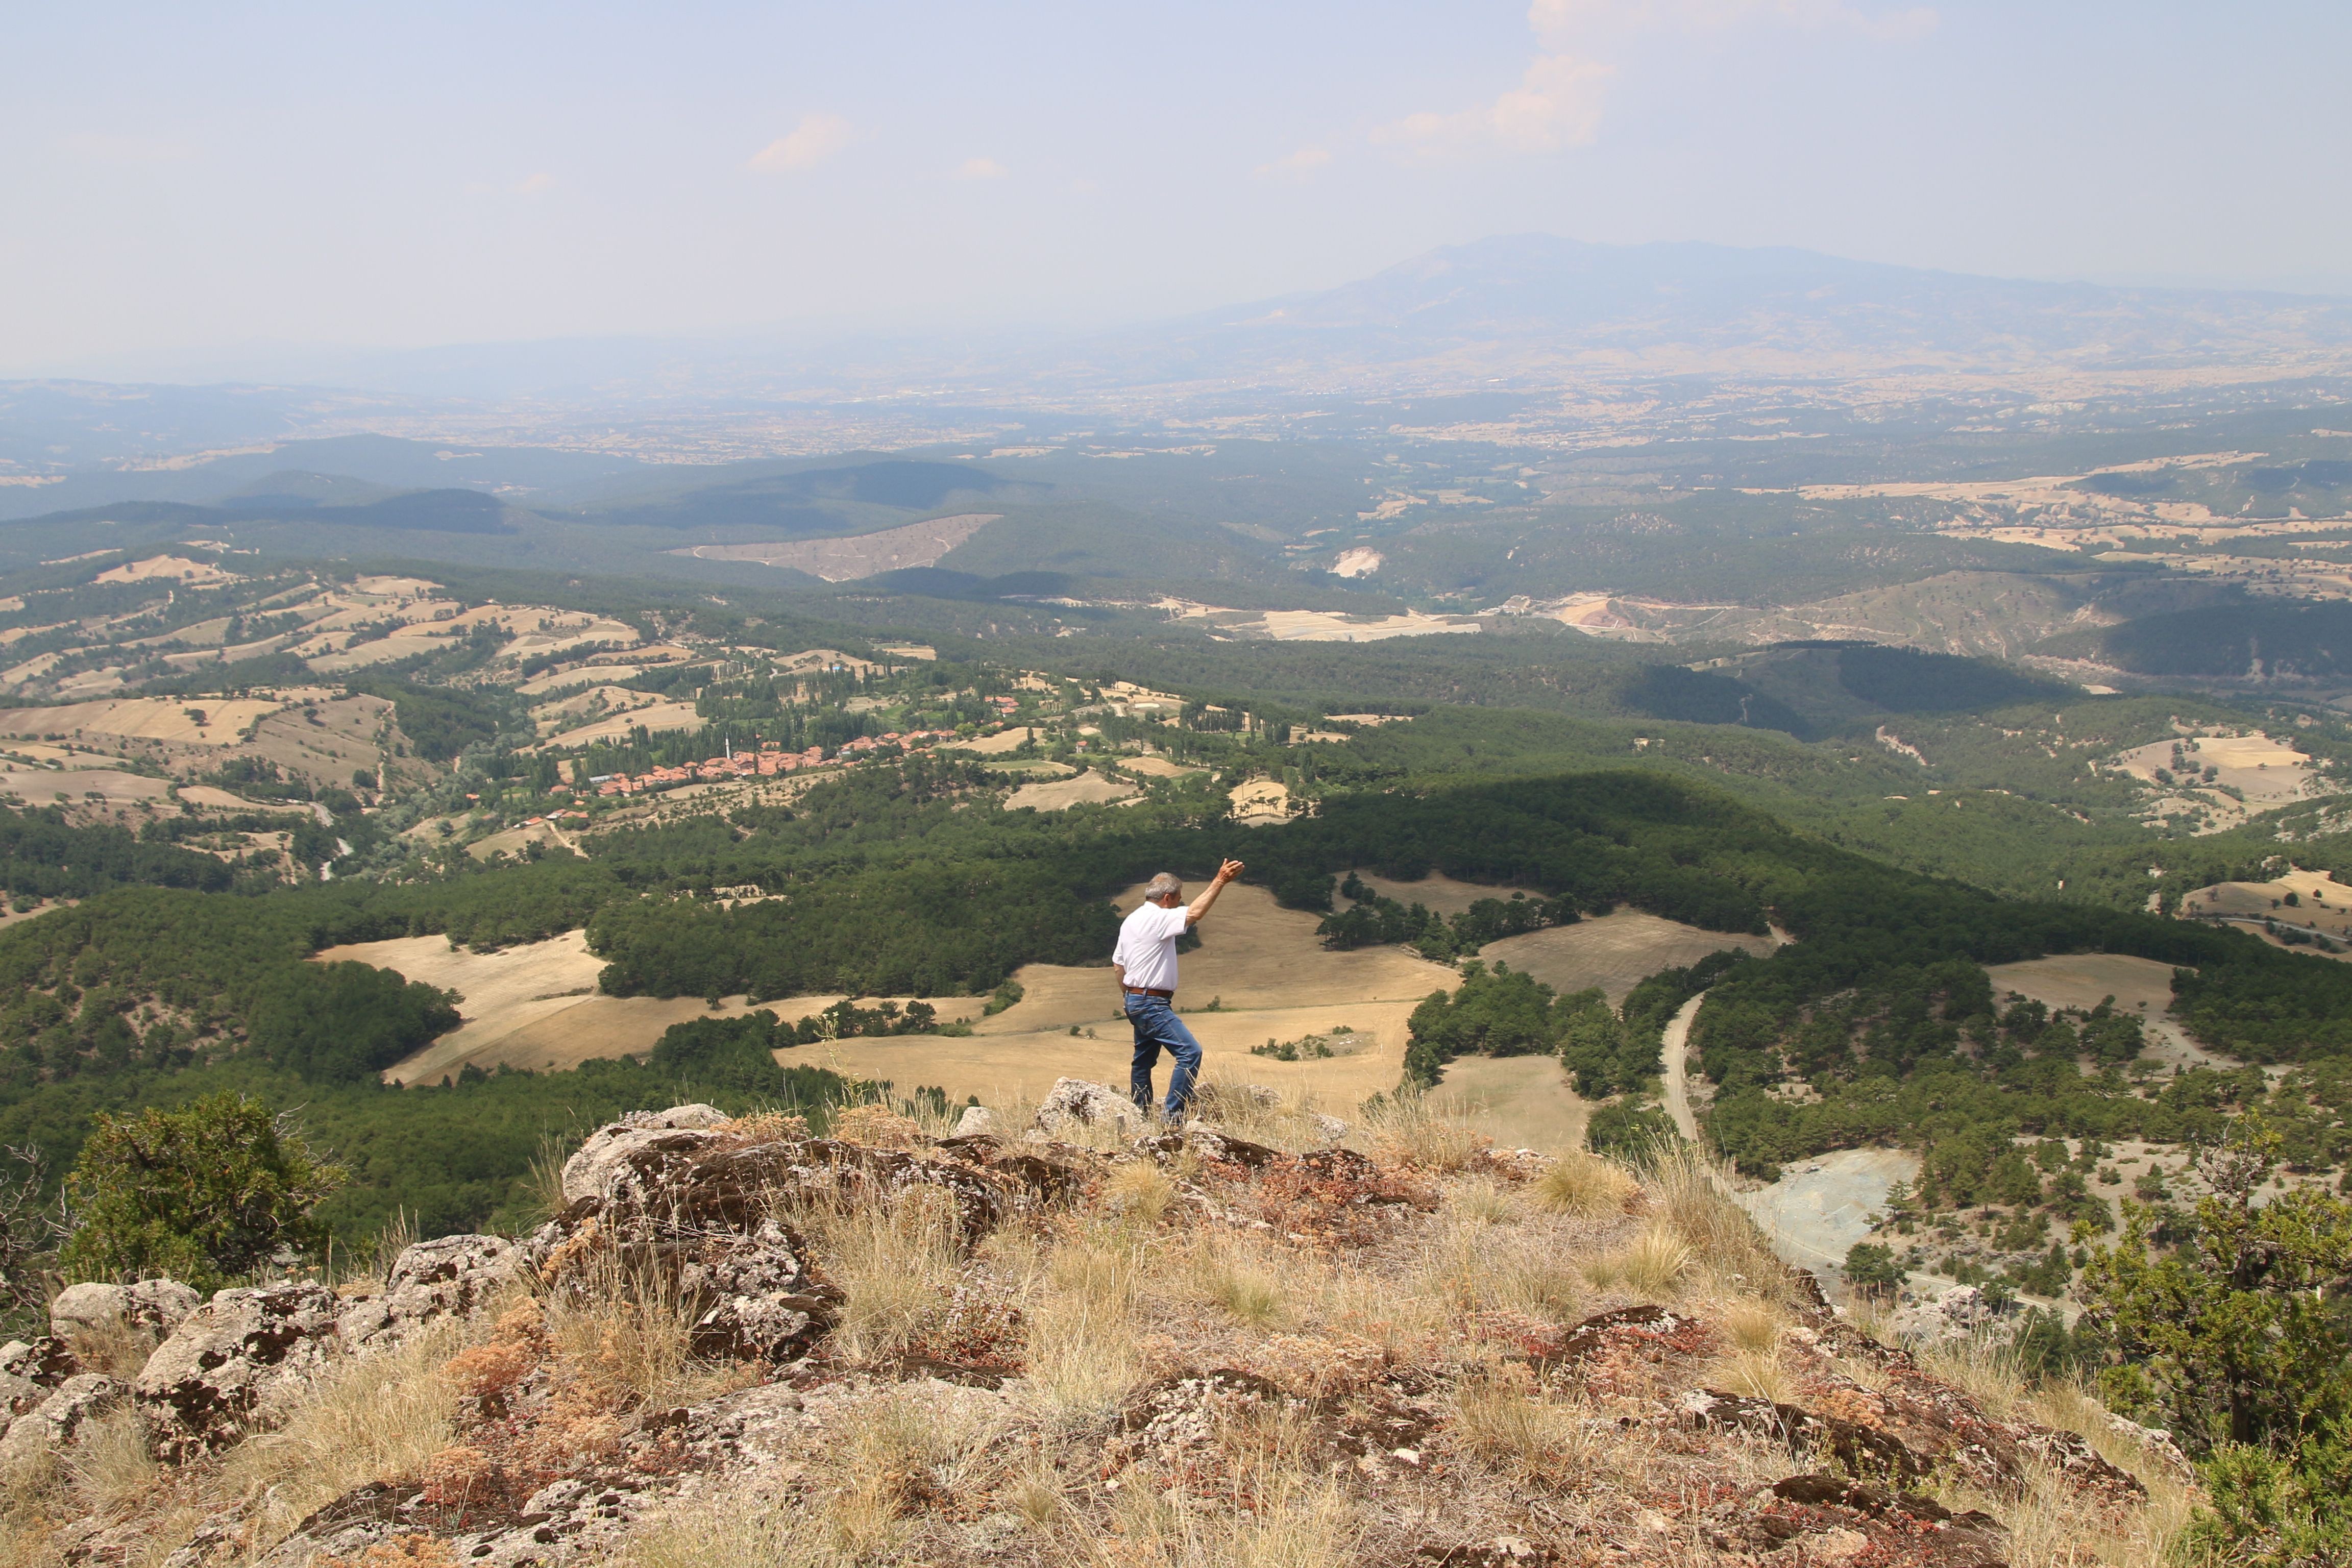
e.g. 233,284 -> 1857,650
1659,991 -> 1705,1142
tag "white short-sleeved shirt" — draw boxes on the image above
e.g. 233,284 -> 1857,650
1113,900 -> 1191,992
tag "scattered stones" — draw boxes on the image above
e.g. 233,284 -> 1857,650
339,1234 -> 525,1350
0,1373 -> 122,1471
951,1104 -> 995,1137
136,1283 -> 342,1459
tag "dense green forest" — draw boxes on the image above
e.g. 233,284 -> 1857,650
12,750 -> 2351,1251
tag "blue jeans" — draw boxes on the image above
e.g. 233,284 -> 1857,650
1124,993 -> 1202,1120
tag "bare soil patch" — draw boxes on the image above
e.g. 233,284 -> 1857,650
1483,910 -> 1782,1004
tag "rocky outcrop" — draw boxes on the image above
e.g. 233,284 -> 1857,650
338,1234 -> 524,1350
559,1104 -> 733,1207
50,1278 -> 202,1340
0,1373 -> 122,1471
136,1283 -> 342,1459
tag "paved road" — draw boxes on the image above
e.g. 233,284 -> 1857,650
1659,991 -> 1705,1142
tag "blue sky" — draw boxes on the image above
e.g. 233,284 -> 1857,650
4,1 -> 2347,372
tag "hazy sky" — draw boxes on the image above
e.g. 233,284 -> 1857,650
5,1 -> 2348,375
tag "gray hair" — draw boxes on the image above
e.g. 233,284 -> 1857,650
1144,871 -> 1184,903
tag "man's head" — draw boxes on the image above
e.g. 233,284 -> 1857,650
1145,871 -> 1184,907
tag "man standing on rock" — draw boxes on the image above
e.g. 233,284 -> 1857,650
1112,860 -> 1244,1121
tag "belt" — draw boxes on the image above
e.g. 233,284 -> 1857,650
1122,986 -> 1174,999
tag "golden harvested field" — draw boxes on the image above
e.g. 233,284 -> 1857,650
538,699 -> 703,749
941,726 -> 1041,756
1350,869 -> 1526,916
1483,909 -> 1782,1003
1006,772 -> 1135,811
1116,755 -> 1200,779
1982,952 -> 2222,1069
345,931 -> 795,1084
0,767 -> 174,811
0,696 -> 284,747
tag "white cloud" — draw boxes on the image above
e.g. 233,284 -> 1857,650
1255,146 -> 1333,182
747,112 -> 852,174
1375,0 -> 1928,163
1374,53 -> 1614,160
955,157 -> 1008,180
511,172 -> 554,195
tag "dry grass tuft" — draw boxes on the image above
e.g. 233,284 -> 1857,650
1530,1152 -> 1639,1219
793,1177 -> 965,1363
55,1312 -> 159,1380
826,1101 -> 925,1148
1199,1247 -> 1288,1329
227,1318 -> 474,1554
1448,1377 -> 1605,1488
63,1406 -> 157,1519
1104,1161 -> 1176,1223
541,1256 -> 713,1408
1639,1145 -> 1789,1300
1190,1075 -> 1344,1154
1587,1223 -> 1693,1299
721,1109 -> 811,1143
1440,1176 -> 1512,1226
1023,1229 -> 1147,1419
1718,1296 -> 1785,1354
1419,1220 -> 1586,1322
1360,1087 -> 1490,1172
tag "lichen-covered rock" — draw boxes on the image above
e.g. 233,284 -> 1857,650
338,1234 -> 524,1350
0,1373 -> 122,1471
51,1278 -> 202,1340
1034,1076 -> 1140,1135
559,1104 -> 732,1206
951,1104 -> 995,1137
136,1283 -> 341,1459
682,1218 -> 841,1361
0,1335 -> 80,1387
1701,1474 -> 2009,1567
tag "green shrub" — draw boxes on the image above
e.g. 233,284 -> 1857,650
1584,1100 -> 1680,1162
60,1092 -> 345,1291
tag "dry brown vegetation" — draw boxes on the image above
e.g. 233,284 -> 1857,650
1,1094 -> 2204,1568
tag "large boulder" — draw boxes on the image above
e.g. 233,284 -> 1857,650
0,1373 -> 123,1472
51,1279 -> 202,1340
1034,1077 -> 1141,1136
559,1104 -> 732,1207
136,1283 -> 342,1459
338,1235 -> 523,1351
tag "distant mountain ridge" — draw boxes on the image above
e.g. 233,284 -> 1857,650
9,235 -> 2347,412
1056,235 -> 2352,387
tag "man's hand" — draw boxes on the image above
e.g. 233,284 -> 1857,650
1188,859 -> 1245,923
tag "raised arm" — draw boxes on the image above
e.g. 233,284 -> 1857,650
1186,859 -> 1245,924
